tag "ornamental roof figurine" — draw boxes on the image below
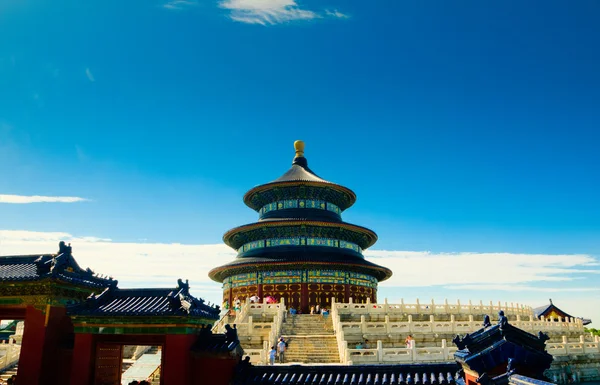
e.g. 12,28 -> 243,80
209,141 -> 392,311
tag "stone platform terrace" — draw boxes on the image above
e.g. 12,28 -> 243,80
213,297 -> 594,367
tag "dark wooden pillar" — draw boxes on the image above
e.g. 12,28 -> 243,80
300,283 -> 308,313
344,284 -> 350,302
69,333 -> 95,385
163,334 -> 197,385
257,284 -> 263,301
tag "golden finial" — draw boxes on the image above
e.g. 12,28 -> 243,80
294,140 -> 305,157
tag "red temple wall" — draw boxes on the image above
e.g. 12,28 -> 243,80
224,283 -> 376,313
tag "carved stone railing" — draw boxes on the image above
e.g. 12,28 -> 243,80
0,341 -> 20,371
212,311 -> 231,333
337,315 -> 584,336
345,340 -> 458,365
336,298 -> 534,317
331,299 -> 348,363
244,348 -> 266,364
266,300 -> 286,350
329,298 -> 592,365
546,335 -> 600,356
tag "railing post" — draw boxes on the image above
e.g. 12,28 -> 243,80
408,315 -> 413,333
361,315 -> 366,333
366,297 -> 371,304
377,340 -> 383,362
468,299 -> 473,313
457,299 -> 461,313
451,314 -> 456,333
416,298 -> 421,313
384,298 -> 389,313
401,298 -> 405,313
248,316 -> 253,335
442,339 -> 448,360
349,297 -> 353,304
444,298 -> 449,313
430,315 -> 435,323
385,315 -> 390,333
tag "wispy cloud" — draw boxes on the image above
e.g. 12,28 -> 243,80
325,9 -> 348,19
2,229 -> 599,314
444,284 -> 600,293
367,250 -> 600,288
85,68 -> 95,82
219,0 -> 348,25
163,0 -> 198,10
0,195 -> 88,204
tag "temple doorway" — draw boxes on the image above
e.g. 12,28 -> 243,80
120,345 -> 162,385
90,343 -> 163,385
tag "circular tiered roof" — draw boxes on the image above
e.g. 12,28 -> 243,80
243,141 -> 357,212
208,140 -> 392,283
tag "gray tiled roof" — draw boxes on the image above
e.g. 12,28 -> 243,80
0,253 -> 115,289
234,363 -> 460,385
69,284 -> 220,319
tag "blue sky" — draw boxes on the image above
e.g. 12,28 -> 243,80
1,1 -> 599,324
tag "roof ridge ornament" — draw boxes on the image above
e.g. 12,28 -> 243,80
292,140 -> 308,168
294,140 -> 305,158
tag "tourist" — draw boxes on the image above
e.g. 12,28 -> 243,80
277,337 -> 286,363
355,341 -> 363,349
405,335 -> 415,349
310,306 -> 315,315
269,346 -> 276,365
315,304 -> 320,314
128,381 -> 139,385
364,339 -> 370,349
322,308 -> 329,320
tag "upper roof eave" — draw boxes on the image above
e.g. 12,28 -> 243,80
243,180 -> 357,211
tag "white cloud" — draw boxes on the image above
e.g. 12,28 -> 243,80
219,0 -> 349,25
443,284 -> 600,293
163,0 -> 198,10
1,230 -> 599,320
85,68 -> 95,82
365,250 -> 599,287
325,9 -> 348,19
0,195 -> 88,204
0,230 -> 234,305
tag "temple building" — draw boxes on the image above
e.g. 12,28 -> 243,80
209,141 -> 392,312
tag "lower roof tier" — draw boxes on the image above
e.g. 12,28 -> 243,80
208,248 -> 393,283
223,220 -> 378,250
